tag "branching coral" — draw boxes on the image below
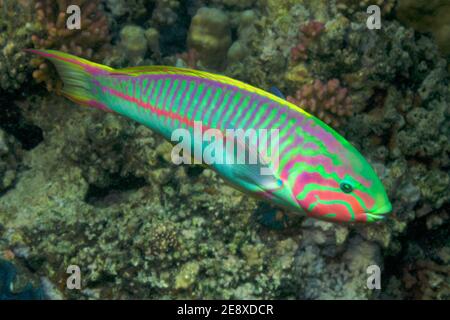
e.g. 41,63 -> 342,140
176,48 -> 201,69
31,0 -> 111,91
104,0 -> 181,27
290,21 -> 325,63
287,79 -> 353,127
105,0 -> 148,21
401,238 -> 450,300
403,260 -> 450,299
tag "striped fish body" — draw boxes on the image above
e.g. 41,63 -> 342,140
94,71 -> 305,210
28,50 -> 392,223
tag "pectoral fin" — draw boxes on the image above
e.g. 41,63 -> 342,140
232,162 -> 283,191
222,132 -> 283,192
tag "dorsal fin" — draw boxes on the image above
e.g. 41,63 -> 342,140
111,65 -> 309,117
114,65 -> 193,75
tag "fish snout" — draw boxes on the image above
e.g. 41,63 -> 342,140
365,202 -> 392,222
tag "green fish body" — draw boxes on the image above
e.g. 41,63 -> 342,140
28,49 -> 392,223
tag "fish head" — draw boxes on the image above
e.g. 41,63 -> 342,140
288,121 -> 392,223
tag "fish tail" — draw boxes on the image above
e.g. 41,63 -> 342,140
25,49 -> 113,111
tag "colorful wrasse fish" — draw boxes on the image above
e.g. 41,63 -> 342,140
27,49 -> 392,223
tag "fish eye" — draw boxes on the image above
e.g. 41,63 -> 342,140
340,181 -> 353,193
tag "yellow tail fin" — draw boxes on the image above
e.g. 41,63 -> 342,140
26,49 -> 113,109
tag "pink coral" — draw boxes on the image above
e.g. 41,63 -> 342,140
287,79 -> 353,127
31,0 -> 111,91
176,48 -> 201,70
291,21 -> 325,63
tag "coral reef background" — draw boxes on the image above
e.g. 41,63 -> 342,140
0,0 -> 448,299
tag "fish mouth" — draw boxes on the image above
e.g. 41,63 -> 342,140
365,203 -> 392,222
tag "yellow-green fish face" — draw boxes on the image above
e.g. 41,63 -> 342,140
282,119 -> 392,223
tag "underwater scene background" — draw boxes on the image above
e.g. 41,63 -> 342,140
0,0 -> 448,299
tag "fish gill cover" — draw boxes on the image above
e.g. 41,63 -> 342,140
0,0 -> 448,299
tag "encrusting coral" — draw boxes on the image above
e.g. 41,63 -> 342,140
0,0 -> 38,92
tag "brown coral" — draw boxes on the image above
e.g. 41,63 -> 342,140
187,7 -> 232,70
30,0 -> 111,91
402,259 -> 450,299
290,21 -> 325,63
176,48 -> 201,69
397,0 -> 450,55
287,79 -> 353,128
0,0 -> 37,92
